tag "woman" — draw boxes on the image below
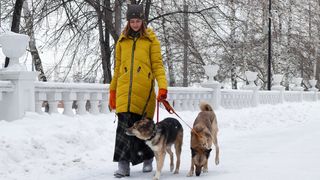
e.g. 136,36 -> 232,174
109,4 -> 168,178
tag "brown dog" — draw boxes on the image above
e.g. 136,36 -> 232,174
187,102 -> 219,177
126,117 -> 183,180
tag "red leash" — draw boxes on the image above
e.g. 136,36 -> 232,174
156,100 -> 160,124
157,99 -> 202,138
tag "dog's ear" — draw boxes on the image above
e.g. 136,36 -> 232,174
205,148 -> 212,158
146,118 -> 154,126
191,148 -> 197,157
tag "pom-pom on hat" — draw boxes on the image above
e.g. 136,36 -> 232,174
126,4 -> 144,20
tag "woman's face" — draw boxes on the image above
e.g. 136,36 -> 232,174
129,18 -> 143,32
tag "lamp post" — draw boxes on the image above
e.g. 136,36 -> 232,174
267,0 -> 272,90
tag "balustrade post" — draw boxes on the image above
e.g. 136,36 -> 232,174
76,92 -> 89,115
90,92 -> 102,114
182,93 -> 189,110
271,74 -> 285,104
201,65 -> 220,109
201,83 -> 221,109
0,72 -> 38,121
35,92 -> 46,114
100,92 -> 109,114
0,32 -> 38,121
62,92 -> 76,116
309,79 -> 318,101
47,92 -> 61,114
243,71 -> 260,107
174,93 -> 182,111
292,78 -> 303,102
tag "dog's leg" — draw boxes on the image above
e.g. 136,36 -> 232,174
174,130 -> 183,174
211,121 -> 220,165
153,151 -> 166,180
187,159 -> 194,177
203,161 -> 208,173
213,132 -> 220,165
166,146 -> 174,172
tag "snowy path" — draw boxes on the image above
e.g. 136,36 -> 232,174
1,102 -> 320,180
218,119 -> 320,180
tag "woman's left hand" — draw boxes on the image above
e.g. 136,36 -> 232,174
157,89 -> 167,101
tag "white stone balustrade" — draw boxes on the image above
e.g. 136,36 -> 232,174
308,79 -> 318,101
284,91 -> 301,102
0,32 -> 38,121
243,71 -> 260,107
167,87 -> 213,111
0,81 -> 14,101
271,74 -> 285,103
62,92 -> 76,116
34,82 -> 109,116
1,60 -> 320,121
221,89 -> 253,109
259,90 -> 282,105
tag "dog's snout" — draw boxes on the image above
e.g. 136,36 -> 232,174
125,128 -> 135,136
195,166 -> 202,176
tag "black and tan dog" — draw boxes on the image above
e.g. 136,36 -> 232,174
187,102 -> 219,177
126,117 -> 183,180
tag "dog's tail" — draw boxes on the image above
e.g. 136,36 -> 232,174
199,101 -> 213,111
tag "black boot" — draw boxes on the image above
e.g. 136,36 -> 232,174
114,161 -> 130,178
142,158 -> 153,172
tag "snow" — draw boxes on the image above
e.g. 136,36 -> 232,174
1,102 -> 320,180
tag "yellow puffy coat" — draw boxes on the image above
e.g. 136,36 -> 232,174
110,28 -> 167,119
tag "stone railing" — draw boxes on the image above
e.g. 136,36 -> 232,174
0,81 -> 14,101
1,76 -> 320,121
1,32 -> 320,121
220,89 -> 253,109
34,82 -> 109,116
166,87 -> 213,111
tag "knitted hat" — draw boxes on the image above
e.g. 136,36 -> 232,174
126,4 -> 144,20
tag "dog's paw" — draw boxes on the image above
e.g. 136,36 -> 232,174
215,158 -> 220,165
187,172 -> 193,177
170,165 -> 174,172
203,168 -> 208,173
173,170 -> 179,174
153,177 -> 159,180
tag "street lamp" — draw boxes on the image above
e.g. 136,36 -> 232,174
267,0 -> 272,90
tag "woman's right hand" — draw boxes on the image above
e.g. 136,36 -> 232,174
109,90 -> 116,110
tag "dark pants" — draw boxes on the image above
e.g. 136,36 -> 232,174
113,112 -> 154,165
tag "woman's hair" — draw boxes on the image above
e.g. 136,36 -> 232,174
122,21 -> 148,37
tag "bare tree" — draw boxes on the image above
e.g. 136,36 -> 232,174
22,1 -> 47,81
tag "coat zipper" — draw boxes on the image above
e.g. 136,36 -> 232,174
127,37 -> 138,112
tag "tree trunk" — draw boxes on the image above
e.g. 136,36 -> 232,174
99,0 -> 112,84
229,0 -> 237,89
22,1 -> 47,81
4,0 -> 25,68
144,0 -> 151,24
114,0 -> 122,36
182,1 -> 189,87
316,0 -> 320,87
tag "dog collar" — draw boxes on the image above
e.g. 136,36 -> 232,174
146,124 -> 157,141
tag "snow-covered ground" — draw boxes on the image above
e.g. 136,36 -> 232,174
1,102 -> 320,180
